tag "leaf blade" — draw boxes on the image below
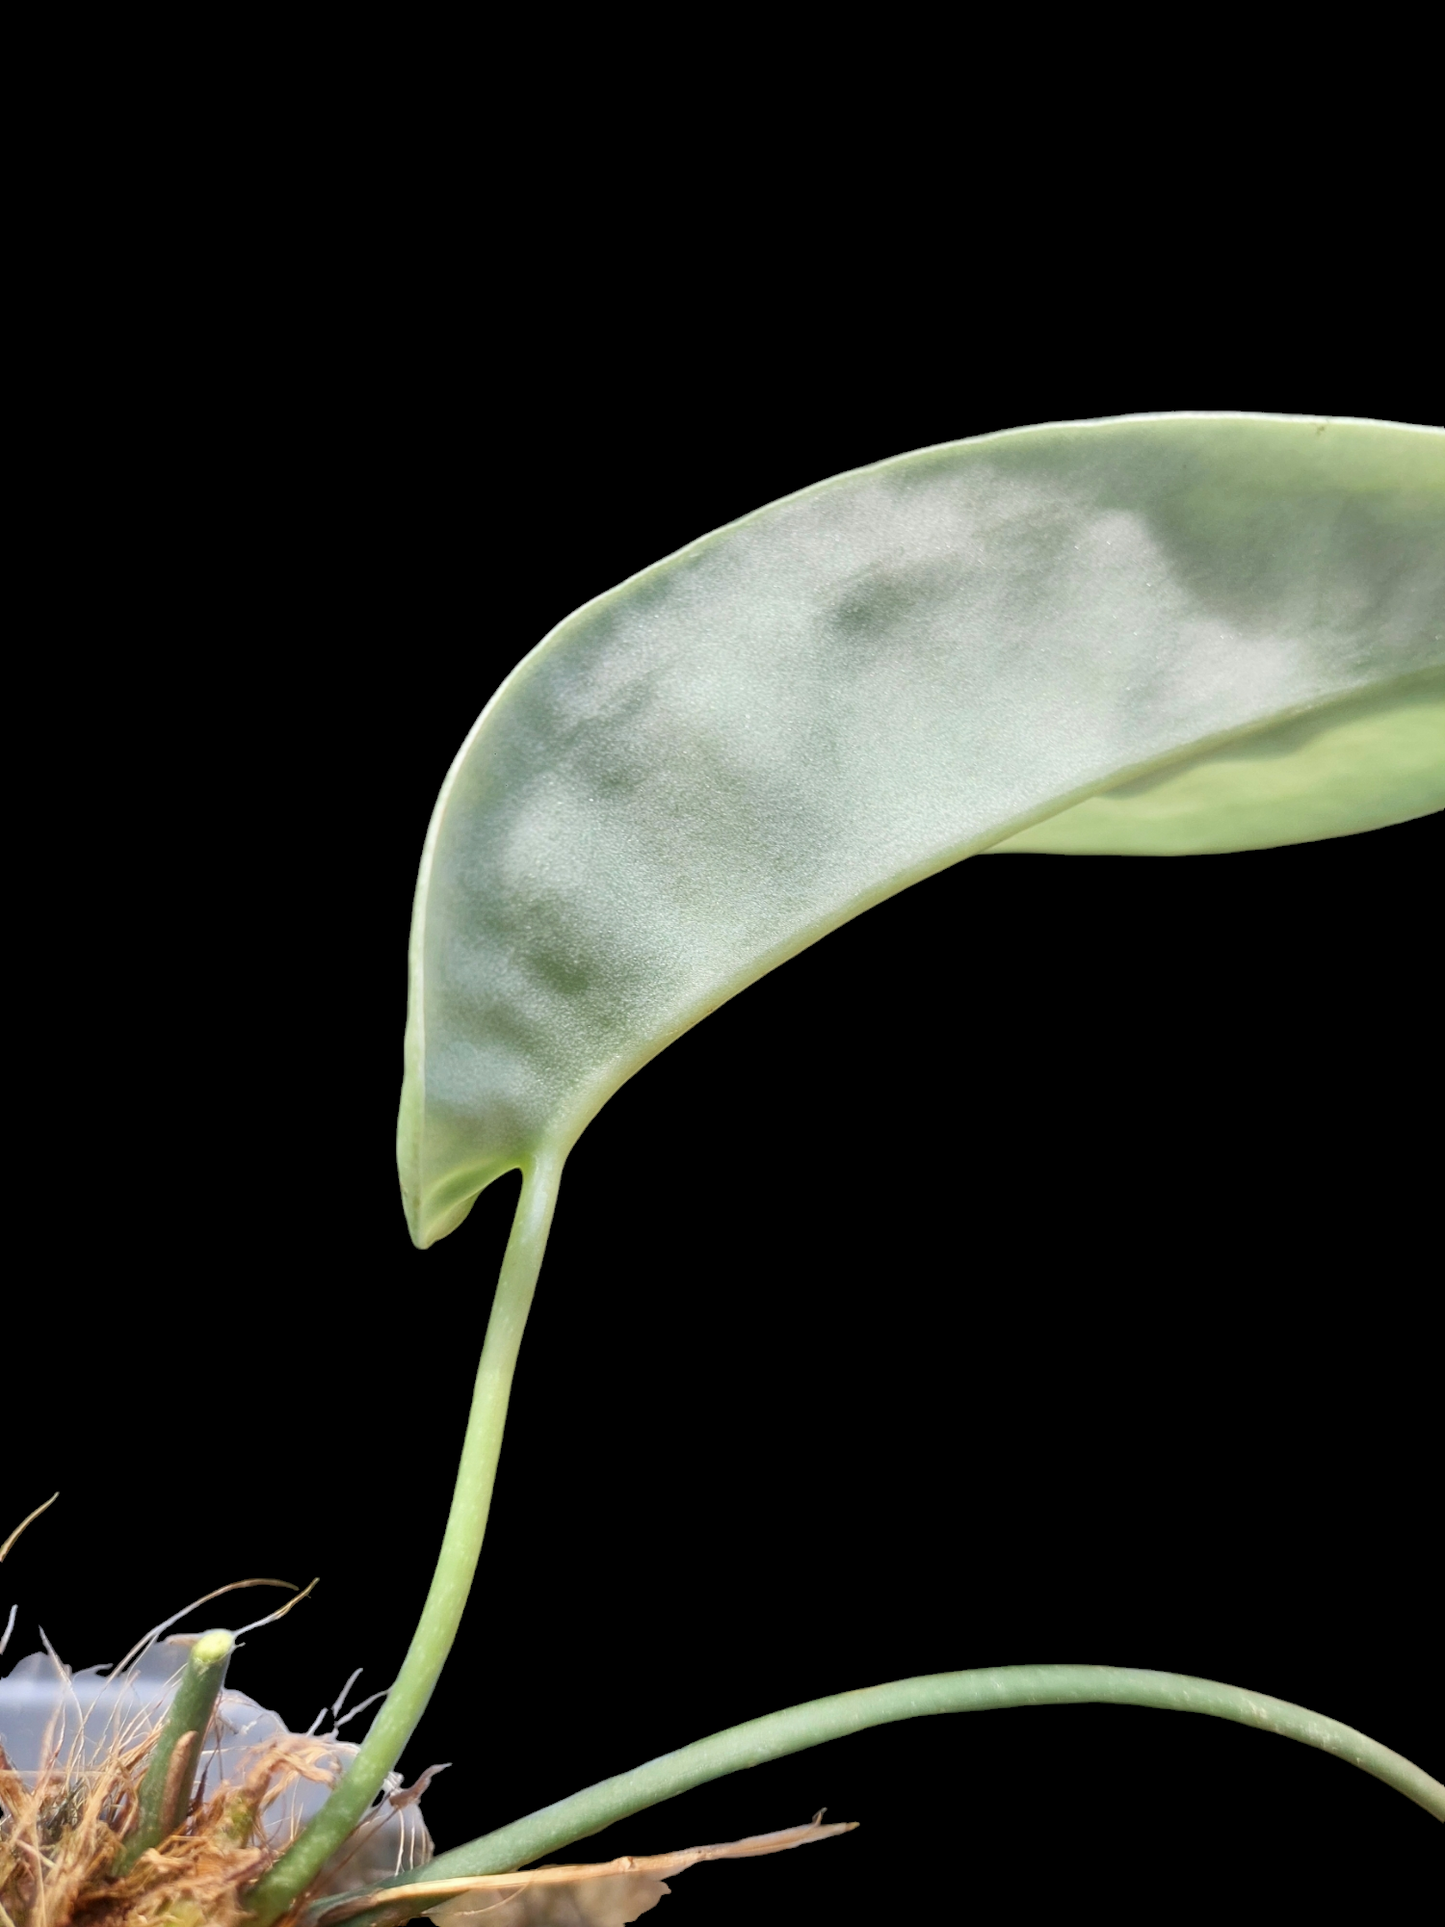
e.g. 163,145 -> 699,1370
400,413 -> 1444,1245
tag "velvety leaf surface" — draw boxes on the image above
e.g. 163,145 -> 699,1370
399,414 -> 1443,1245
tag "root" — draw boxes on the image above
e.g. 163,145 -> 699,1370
1,1726 -> 379,1927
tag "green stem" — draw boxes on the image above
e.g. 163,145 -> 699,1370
328,1662 -> 1442,1918
114,1629 -> 233,1874
242,1158 -> 562,1927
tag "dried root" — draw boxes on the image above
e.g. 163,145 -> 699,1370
0,1725 -> 364,1927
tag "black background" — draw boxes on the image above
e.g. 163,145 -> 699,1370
7,91 -> 1441,1922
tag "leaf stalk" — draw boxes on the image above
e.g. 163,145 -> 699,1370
357,1661 -> 1443,1906
242,1158 -> 562,1926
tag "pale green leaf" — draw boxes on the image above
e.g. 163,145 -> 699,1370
399,412 -> 1443,1247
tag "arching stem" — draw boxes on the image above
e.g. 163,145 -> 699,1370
242,1157 -> 563,1927
328,1661 -> 1443,1921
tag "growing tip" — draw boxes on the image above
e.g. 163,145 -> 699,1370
190,1628 -> 235,1668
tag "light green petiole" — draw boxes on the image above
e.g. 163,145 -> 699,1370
241,1158 -> 562,1927
317,1663 -> 1444,1923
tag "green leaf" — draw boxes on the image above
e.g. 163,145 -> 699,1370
399,412 -> 1443,1248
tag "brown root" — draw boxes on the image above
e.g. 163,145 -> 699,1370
0,1724 -> 383,1927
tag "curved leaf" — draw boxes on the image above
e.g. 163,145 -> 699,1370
400,412 -> 1443,1246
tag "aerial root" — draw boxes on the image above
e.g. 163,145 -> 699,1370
0,1724 -> 372,1927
